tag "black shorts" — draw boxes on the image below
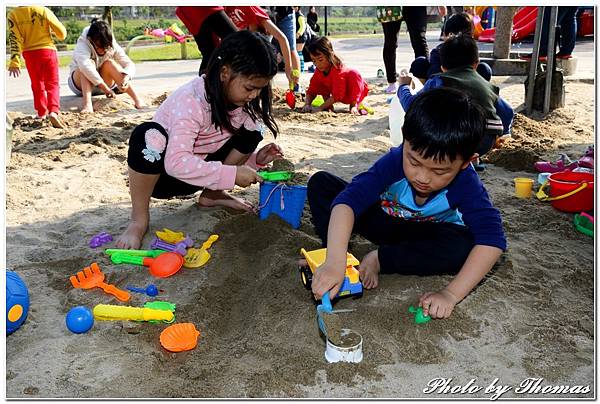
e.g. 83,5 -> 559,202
127,121 -> 263,199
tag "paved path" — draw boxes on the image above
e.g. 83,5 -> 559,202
6,32 -> 594,115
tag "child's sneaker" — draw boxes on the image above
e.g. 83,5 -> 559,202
385,82 -> 399,94
577,145 -> 594,169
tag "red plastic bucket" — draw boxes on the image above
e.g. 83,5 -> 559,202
547,171 -> 594,212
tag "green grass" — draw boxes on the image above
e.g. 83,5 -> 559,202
52,42 -> 201,67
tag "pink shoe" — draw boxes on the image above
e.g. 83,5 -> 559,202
578,146 -> 594,169
534,153 -> 578,173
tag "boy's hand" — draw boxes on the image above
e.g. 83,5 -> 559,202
397,71 -> 412,86
235,166 -> 261,187
419,288 -> 461,319
256,143 -> 284,165
8,67 -> 20,77
311,258 -> 347,300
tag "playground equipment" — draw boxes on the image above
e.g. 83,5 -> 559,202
299,248 -> 363,298
126,23 -> 192,58
7,271 -> 29,335
478,6 -> 538,43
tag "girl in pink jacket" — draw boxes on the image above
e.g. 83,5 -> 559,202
116,31 -> 283,249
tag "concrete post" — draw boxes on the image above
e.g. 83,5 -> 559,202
493,7 -> 517,59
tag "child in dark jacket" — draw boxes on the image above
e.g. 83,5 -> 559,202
307,88 -> 506,320
399,34 -> 514,163
302,36 -> 371,115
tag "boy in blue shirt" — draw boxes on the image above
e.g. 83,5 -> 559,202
306,88 -> 506,320
399,34 -> 514,170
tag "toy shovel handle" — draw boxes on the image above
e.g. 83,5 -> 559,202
106,249 -> 164,257
99,282 -> 131,302
201,235 -> 219,250
110,254 -> 145,266
318,292 -> 333,313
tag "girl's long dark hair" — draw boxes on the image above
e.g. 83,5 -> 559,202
87,18 -> 113,49
307,36 -> 342,68
204,30 -> 278,137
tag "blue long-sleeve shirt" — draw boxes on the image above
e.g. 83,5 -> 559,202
332,144 -> 507,251
398,76 -> 514,134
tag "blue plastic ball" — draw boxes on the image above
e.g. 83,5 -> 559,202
66,306 -> 94,334
7,271 -> 30,335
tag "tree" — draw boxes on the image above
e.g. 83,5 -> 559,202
493,7 -> 518,59
102,6 -> 113,31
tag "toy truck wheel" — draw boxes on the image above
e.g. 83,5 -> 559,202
299,266 -> 312,290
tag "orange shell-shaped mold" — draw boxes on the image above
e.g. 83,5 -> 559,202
160,323 -> 200,352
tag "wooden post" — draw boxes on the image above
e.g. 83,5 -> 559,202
543,7 -> 558,115
324,6 -> 328,36
525,7 -> 545,115
493,7 -> 517,59
181,40 -> 188,60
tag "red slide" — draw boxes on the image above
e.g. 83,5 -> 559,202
478,6 -> 538,43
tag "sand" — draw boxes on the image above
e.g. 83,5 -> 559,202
5,76 -> 594,398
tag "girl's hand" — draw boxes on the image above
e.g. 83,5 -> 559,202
349,105 -> 361,115
8,67 -> 20,78
418,288 -> 461,319
256,143 -> 284,166
99,82 -> 115,98
311,258 -> 347,300
235,166 -> 262,187
301,104 -> 314,113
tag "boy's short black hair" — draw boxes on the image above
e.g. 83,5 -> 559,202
402,87 -> 486,162
440,34 -> 479,70
443,12 -> 473,36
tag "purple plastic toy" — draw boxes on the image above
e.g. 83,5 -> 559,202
150,237 -> 188,256
89,232 -> 113,248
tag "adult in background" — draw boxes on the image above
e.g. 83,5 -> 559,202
175,7 -> 237,75
378,6 -> 429,94
307,6 -> 320,33
270,7 -> 298,72
521,6 -> 579,60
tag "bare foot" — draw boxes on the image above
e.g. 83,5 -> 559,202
198,189 -> 255,212
134,101 -> 148,109
115,221 -> 147,249
358,250 -> 381,289
80,105 -> 94,114
48,112 -> 65,129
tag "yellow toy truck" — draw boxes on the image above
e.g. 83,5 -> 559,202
299,248 -> 363,297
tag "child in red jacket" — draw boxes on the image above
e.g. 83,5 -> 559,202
302,37 -> 371,115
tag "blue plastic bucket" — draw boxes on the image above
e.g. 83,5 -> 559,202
259,182 -> 308,229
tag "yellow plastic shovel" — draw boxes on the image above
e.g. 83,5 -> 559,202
184,234 -> 219,268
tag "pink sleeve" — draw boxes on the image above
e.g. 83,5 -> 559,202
163,117 -> 237,190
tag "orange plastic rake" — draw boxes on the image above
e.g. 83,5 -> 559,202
70,262 -> 131,302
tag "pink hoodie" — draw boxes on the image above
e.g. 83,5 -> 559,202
153,75 -> 263,190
